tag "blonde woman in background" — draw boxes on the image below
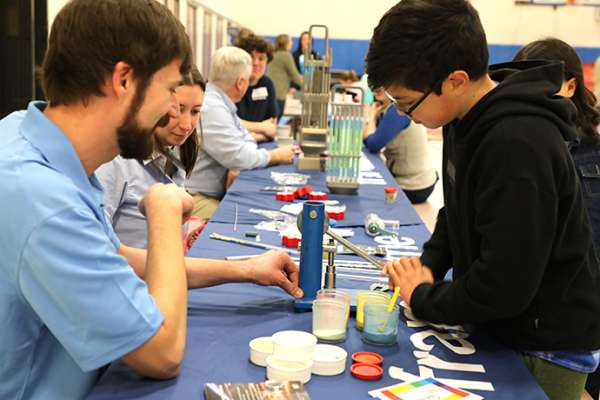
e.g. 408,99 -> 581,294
267,34 -> 303,119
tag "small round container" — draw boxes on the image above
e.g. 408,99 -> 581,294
362,303 -> 400,346
352,351 -> 384,366
312,344 -> 347,376
266,355 -> 312,384
355,291 -> 391,331
316,288 -> 351,328
384,186 -> 398,204
249,336 -> 273,367
316,288 -> 351,306
312,298 -> 348,343
351,363 -> 383,381
272,330 -> 317,362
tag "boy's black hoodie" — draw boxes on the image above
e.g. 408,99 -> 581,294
414,60 -> 600,351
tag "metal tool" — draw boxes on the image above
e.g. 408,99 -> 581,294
336,244 -> 387,257
364,213 -> 399,237
209,232 -> 300,255
296,211 -> 385,269
325,229 -> 385,269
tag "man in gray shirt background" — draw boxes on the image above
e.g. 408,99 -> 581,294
186,46 -> 294,219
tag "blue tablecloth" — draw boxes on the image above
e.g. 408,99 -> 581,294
87,143 -> 547,400
88,282 -> 546,400
209,149 -> 423,227
190,222 -> 431,262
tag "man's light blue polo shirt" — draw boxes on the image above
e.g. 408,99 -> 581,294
0,102 -> 164,399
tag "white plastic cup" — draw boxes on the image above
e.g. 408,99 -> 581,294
271,330 -> 317,362
312,298 -> 348,343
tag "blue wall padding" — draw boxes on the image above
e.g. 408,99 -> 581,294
263,35 -> 600,76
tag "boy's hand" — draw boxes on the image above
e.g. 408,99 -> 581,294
382,256 -> 434,305
246,251 -> 303,298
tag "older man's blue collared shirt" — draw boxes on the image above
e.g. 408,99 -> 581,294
0,102 -> 163,399
186,82 -> 269,198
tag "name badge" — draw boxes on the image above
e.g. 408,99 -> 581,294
251,87 -> 268,101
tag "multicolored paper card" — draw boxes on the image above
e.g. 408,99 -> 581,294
368,377 -> 483,400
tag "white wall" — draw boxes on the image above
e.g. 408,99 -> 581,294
193,0 -> 600,48
473,0 -> 600,47
46,0 -> 600,47
47,0 -> 69,30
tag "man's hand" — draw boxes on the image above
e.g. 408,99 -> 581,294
259,118 -> 277,138
268,146 -> 294,165
139,183 -> 194,220
226,169 -> 240,190
382,256 -> 434,305
247,251 -> 303,298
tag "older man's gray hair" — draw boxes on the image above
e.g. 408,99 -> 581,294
208,46 -> 252,89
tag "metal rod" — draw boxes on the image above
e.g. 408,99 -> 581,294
209,232 -> 300,255
325,228 -> 385,269
334,272 -> 387,283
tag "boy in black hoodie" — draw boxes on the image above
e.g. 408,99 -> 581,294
366,1 -> 600,399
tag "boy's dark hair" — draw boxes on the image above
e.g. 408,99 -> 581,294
41,0 -> 192,107
366,0 -> 488,94
160,66 -> 205,178
513,38 -> 600,141
236,35 -> 274,62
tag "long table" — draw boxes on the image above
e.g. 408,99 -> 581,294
88,147 -> 547,400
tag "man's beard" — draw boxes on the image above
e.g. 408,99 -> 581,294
117,79 -> 170,161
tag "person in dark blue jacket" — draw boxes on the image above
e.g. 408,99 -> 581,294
513,37 -> 600,400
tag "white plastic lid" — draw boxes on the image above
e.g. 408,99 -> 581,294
272,330 -> 317,362
249,336 -> 273,367
312,344 -> 347,376
266,355 -> 312,384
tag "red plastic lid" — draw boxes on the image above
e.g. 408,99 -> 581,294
282,235 -> 301,248
352,351 -> 384,365
275,192 -> 295,202
351,363 -> 383,381
308,191 -> 328,200
384,186 -> 398,193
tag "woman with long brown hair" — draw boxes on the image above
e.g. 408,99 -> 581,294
97,66 -> 206,249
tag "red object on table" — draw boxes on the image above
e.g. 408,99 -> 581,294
275,191 -> 296,202
350,363 -> 383,381
327,210 -> 345,220
308,191 -> 328,200
352,351 -> 384,365
282,235 -> 301,248
294,185 -> 313,199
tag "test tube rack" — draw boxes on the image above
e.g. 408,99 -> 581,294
326,85 -> 365,194
298,24 -> 332,170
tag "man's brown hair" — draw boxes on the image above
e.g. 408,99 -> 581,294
41,0 -> 192,106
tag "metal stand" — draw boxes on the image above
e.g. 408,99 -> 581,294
298,25 -> 332,170
326,85 -> 365,194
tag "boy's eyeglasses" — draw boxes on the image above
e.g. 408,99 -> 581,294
384,78 -> 443,117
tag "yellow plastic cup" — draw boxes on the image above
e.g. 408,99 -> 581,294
355,291 -> 391,331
